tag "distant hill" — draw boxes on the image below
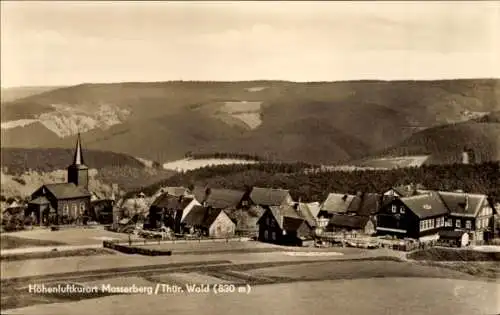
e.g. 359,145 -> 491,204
1,86 -> 64,103
371,121 -> 500,165
0,148 -> 174,200
1,79 -> 499,165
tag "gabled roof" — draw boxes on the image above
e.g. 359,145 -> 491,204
295,203 -> 318,227
264,204 -> 309,231
321,193 -> 355,213
43,183 -> 90,199
204,189 -> 245,209
399,193 -> 449,219
190,186 -> 209,203
250,187 -> 291,206
329,215 -> 370,230
151,194 -> 194,210
438,191 -> 486,217
182,206 -> 230,229
182,205 -> 206,226
29,196 -> 50,205
347,193 -> 382,216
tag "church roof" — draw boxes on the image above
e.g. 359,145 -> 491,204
44,183 -> 90,200
70,133 -> 87,168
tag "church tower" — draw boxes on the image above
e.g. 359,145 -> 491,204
67,133 -> 89,190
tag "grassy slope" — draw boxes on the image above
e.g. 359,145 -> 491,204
1,79 -> 499,165
0,86 -> 64,103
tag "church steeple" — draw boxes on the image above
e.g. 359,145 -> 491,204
67,133 -> 89,190
73,133 -> 85,165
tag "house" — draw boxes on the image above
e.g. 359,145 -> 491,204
321,192 -> 381,235
91,199 -> 115,224
318,193 -> 355,219
247,187 -> 294,208
438,191 -> 497,243
148,194 -> 200,232
437,230 -> 470,248
376,192 -> 449,242
257,204 -> 313,246
328,216 -> 375,235
294,202 -> 320,228
181,206 -> 236,238
383,184 -> 427,198
27,134 -> 91,225
203,188 -> 246,210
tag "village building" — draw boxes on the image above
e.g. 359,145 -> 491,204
91,199 -> 115,224
247,187 -> 294,208
318,193 -> 355,219
437,230 -> 470,247
181,206 -> 236,238
376,192 -> 451,242
203,188 -> 246,210
27,134 -> 91,225
257,204 -> 314,246
383,184 -> 427,198
147,194 -> 200,232
438,191 -> 496,243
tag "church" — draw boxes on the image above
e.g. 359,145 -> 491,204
27,134 -> 92,225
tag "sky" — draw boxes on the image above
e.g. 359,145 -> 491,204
1,1 -> 500,87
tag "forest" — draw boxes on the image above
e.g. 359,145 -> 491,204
129,162 -> 500,203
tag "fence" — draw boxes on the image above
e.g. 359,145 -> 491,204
110,235 -> 252,247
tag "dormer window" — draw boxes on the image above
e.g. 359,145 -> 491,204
391,205 -> 397,213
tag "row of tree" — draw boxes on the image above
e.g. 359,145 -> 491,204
129,162 -> 500,203
184,152 -> 267,161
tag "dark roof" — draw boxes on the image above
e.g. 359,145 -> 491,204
438,192 -> 486,216
400,193 -> 449,219
250,187 -> 291,206
151,194 -> 194,209
347,193 -> 382,216
329,215 -> 370,229
190,186 -> 209,203
267,204 -> 307,231
182,205 -> 206,226
29,196 -> 50,205
295,203 -> 317,227
438,230 -> 467,239
182,206 -> 230,228
204,189 -> 245,209
43,183 -> 90,199
321,193 -> 355,213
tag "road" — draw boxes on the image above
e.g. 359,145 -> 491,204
1,244 -> 103,256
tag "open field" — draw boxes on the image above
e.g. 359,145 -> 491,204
2,228 -> 144,246
408,247 -> 500,261
0,248 -> 115,262
162,158 -> 258,172
0,235 -> 65,250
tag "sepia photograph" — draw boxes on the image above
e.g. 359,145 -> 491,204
0,1 -> 499,314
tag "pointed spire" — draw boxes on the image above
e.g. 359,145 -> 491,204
73,133 -> 84,165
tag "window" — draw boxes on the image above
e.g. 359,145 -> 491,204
400,207 -> 405,214
72,204 -> 78,216
391,205 -> 397,213
264,230 -> 268,240
429,220 -> 434,229
63,204 -> 69,216
79,203 -> 86,215
446,219 -> 452,227
456,219 -> 461,228
419,221 -> 424,231
266,217 -> 270,225
271,232 -> 276,240
465,220 -> 471,229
